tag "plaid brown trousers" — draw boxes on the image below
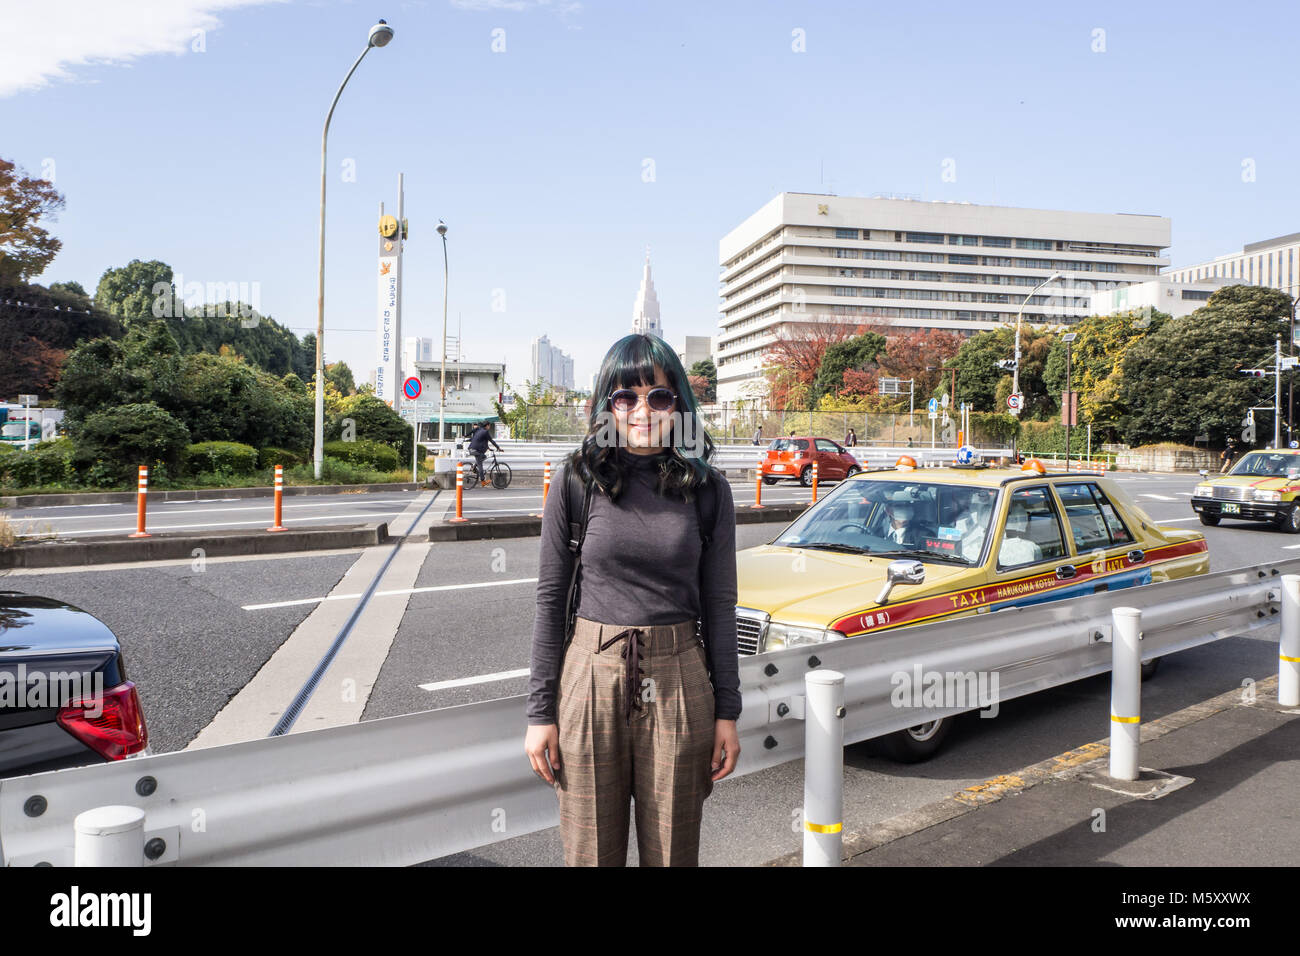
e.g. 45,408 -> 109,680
554,615 -> 716,866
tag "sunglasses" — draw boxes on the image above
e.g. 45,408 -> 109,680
608,387 -> 677,413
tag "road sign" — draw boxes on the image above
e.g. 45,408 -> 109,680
1283,357 -> 1300,369
17,394 -> 37,405
1007,393 -> 1022,410
402,376 -> 422,400
927,398 -> 938,414
957,445 -> 976,465
940,393 -> 950,408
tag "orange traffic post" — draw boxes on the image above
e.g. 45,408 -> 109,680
448,461 -> 469,523
267,464 -> 286,531
811,460 -> 819,503
532,461 -> 550,517
128,465 -> 150,538
751,456 -> 766,509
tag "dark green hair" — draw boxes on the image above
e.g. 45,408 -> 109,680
566,333 -> 716,503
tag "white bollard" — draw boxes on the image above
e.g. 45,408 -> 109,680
1110,607 -> 1142,781
1281,574 -> 1300,707
74,805 -> 146,867
803,669 -> 845,867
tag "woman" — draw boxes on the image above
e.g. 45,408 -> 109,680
524,333 -> 741,866
845,427 -> 857,447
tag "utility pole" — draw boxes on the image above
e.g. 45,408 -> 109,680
1277,335 -> 1283,450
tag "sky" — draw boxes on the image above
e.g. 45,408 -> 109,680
4,0 -> 1300,394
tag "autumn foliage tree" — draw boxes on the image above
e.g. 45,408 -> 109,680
0,158 -> 64,284
761,319 -> 872,408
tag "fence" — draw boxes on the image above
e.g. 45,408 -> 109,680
1,557 -> 1290,866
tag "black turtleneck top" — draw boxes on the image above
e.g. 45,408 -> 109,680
526,447 -> 741,725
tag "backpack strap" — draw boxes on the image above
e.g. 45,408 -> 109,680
693,469 -> 721,680
561,462 -> 593,652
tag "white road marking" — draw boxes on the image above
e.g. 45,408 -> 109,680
1284,544 -> 1300,550
241,576 -> 538,610
418,668 -> 530,692
1140,494 -> 1178,501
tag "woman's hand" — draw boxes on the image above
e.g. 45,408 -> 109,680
710,719 -> 740,782
525,724 -> 561,785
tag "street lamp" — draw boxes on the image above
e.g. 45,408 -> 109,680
1062,332 -> 1077,472
1010,270 -> 1063,402
313,20 -> 395,480
437,221 -> 449,457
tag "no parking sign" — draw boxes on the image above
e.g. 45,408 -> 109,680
402,377 -> 422,401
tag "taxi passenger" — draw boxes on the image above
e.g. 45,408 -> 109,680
997,498 -> 1043,566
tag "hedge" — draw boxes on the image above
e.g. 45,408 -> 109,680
185,441 -> 259,475
258,447 -> 302,469
0,438 -> 76,488
323,439 -> 399,472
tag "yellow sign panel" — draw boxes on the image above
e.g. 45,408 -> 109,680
379,214 -> 399,238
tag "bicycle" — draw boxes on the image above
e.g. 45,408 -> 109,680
461,450 -> 512,490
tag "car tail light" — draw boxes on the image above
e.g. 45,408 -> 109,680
56,680 -> 148,760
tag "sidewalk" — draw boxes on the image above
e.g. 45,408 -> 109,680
764,676 -> 1299,866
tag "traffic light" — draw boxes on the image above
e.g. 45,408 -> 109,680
1240,369 -> 1269,377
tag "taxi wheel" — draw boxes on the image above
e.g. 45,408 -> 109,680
1198,513 -> 1220,526
1140,658 -> 1161,681
879,717 -> 952,763
762,476 -> 779,486
1280,506 -> 1300,534
799,466 -> 814,487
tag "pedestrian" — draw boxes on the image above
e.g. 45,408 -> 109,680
845,427 -> 857,447
525,332 -> 741,866
907,436 -> 914,448
752,423 -> 762,445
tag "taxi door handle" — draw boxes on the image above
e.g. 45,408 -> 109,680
1055,565 -> 1077,580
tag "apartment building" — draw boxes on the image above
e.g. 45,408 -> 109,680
1167,231 -> 1300,303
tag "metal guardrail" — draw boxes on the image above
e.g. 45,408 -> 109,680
3,558 -> 1288,866
428,441 -> 1014,472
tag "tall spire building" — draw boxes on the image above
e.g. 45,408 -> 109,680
631,251 -> 663,339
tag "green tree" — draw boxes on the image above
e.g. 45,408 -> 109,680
55,320 -> 183,427
813,332 -> 887,405
1118,287 -> 1291,446
94,259 -> 173,323
952,325 -> 1054,416
0,158 -> 64,283
327,393 -> 414,460
49,280 -> 87,297
688,359 -> 717,403
73,402 -> 192,484
325,361 -> 356,396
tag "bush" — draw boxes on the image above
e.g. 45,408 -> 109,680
71,402 -> 191,485
0,438 -> 76,489
323,439 -> 399,472
185,441 -> 259,475
258,446 -> 302,469
286,456 -> 384,485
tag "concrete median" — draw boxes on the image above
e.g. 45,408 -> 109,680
0,521 -> 390,568
428,501 -> 809,541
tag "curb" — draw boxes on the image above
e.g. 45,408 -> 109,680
0,521 -> 390,568
0,482 -> 428,509
759,675 -> 1281,867
428,502 -> 809,541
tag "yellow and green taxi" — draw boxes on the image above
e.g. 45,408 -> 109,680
1190,448 -> 1300,532
734,457 -> 1209,758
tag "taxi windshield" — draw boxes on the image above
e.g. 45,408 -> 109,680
1228,452 -> 1300,477
771,479 -> 1000,565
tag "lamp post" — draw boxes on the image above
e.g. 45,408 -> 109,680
313,20 -> 395,480
437,221 -> 449,457
1062,332 -> 1077,472
1011,270 -> 1064,401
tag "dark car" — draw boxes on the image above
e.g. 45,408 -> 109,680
0,591 -> 148,780
760,436 -> 862,487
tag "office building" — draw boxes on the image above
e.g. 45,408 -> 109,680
716,192 -> 1170,403
532,334 -> 575,391
632,253 -> 663,338
1088,275 -> 1232,320
1167,231 -> 1300,303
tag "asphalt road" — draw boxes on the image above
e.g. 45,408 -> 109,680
3,469 -> 1292,865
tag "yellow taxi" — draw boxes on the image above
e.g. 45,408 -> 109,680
733,457 -> 1209,759
1190,448 -> 1300,532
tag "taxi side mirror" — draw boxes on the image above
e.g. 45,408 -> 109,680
1287,468 -> 1300,480
877,559 -> 925,605
1198,469 -> 1209,477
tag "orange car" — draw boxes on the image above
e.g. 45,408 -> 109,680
761,436 -> 862,487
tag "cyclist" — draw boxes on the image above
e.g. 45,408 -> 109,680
468,421 -> 502,486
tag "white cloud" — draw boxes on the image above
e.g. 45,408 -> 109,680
448,0 -> 580,15
0,0 -> 284,98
